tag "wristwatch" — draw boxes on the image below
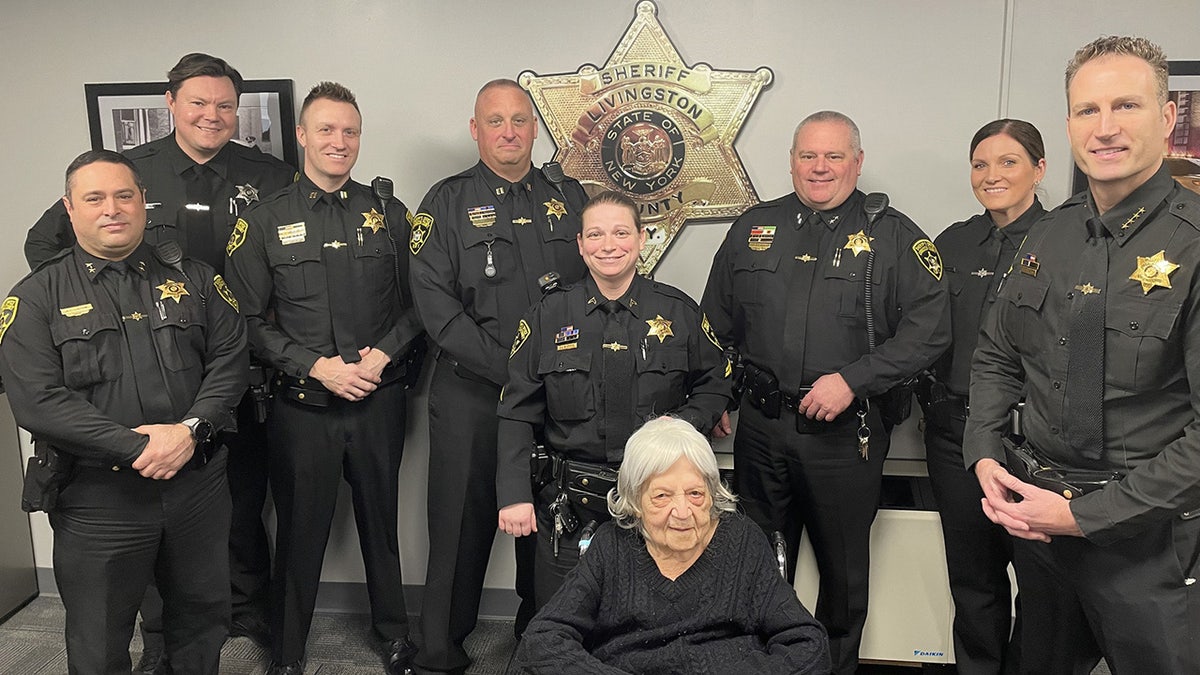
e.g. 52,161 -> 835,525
181,417 -> 214,444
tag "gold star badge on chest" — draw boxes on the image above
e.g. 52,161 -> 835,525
844,230 -> 874,257
1130,250 -> 1180,294
362,208 -> 386,234
157,280 -> 190,303
645,314 -> 674,343
544,198 -> 567,220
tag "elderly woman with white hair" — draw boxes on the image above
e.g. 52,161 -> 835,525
516,416 -> 831,674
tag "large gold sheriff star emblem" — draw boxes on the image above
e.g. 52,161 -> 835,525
362,208 -> 386,234
645,314 -> 674,343
521,0 -> 772,274
1130,250 -> 1180,294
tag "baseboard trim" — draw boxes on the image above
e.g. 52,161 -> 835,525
34,567 -> 520,619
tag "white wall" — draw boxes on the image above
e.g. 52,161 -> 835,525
2,0 -> 1197,590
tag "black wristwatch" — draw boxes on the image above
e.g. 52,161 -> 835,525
181,417 -> 214,445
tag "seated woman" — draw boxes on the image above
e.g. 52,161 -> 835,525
516,416 -> 831,674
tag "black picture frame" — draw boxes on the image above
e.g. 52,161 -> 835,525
84,79 -> 298,167
1070,60 -> 1200,195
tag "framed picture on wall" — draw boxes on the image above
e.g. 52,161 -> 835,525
1070,60 -> 1200,195
84,79 -> 298,167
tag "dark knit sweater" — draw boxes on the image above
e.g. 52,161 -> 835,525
516,512 -> 831,674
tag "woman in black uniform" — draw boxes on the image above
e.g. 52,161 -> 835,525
495,190 -> 731,607
921,119 -> 1047,675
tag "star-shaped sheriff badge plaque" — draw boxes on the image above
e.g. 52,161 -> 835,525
520,0 -> 773,274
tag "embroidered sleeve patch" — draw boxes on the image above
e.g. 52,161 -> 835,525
410,213 -> 434,255
227,218 -> 249,256
913,239 -> 943,280
213,275 -> 239,312
510,319 -> 532,358
0,296 -> 18,344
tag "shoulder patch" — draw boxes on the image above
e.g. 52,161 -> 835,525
227,218 -> 249,256
509,319 -> 532,358
0,296 -> 17,344
213,275 -> 239,312
701,313 -> 722,350
913,239 -> 943,280
410,213 -> 434,255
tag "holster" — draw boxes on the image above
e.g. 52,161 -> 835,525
399,339 -> 428,390
531,444 -> 554,494
1002,436 -> 1123,500
742,362 -> 782,419
248,360 -> 273,423
22,439 -> 74,513
548,453 -> 618,520
879,377 -> 917,428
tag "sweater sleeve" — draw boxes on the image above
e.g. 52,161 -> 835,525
515,527 -> 632,675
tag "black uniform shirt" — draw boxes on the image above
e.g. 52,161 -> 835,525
25,134 -> 295,273
965,165 -> 1200,544
931,199 -> 1045,396
702,190 -> 950,398
496,274 -> 732,506
409,161 -> 588,387
0,243 -> 248,465
224,174 -> 421,379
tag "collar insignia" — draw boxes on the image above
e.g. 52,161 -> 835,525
1121,206 -> 1146,230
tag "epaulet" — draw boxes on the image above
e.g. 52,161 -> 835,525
229,142 -> 294,172
255,184 -> 295,207
31,247 -> 73,274
123,142 -> 159,161
1171,190 -> 1200,232
742,193 -> 792,215
648,280 -> 700,308
422,171 -> 473,201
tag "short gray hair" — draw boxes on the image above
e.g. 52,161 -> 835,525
792,110 -> 862,154
607,416 -> 737,533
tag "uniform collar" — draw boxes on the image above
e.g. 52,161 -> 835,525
582,273 -> 645,318
794,189 -> 863,231
1086,163 -> 1175,245
165,132 -> 231,181
299,173 -> 356,211
478,161 -> 534,203
976,196 -> 1044,246
76,242 -> 153,282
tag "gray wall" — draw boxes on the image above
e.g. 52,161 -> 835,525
2,0 -> 1196,590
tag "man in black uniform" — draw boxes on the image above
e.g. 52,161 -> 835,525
24,53 -> 295,660
496,191 -> 731,605
225,82 -> 422,675
965,36 -> 1200,673
408,78 -> 587,675
701,110 -> 950,674
0,150 -> 248,675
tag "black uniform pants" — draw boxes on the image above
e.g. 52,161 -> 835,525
924,404 -> 1020,675
227,394 -> 272,622
267,382 -> 409,664
1012,515 -> 1200,675
417,362 -> 535,672
50,451 -> 231,675
733,401 -> 887,675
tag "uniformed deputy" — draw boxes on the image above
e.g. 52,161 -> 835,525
224,82 -> 422,675
701,110 -> 950,675
24,53 -> 295,662
921,119 -> 1046,675
408,78 -> 587,675
496,191 -> 730,605
965,36 -> 1200,673
0,150 -> 248,675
